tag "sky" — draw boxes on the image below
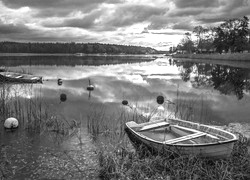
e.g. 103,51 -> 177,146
0,0 -> 250,51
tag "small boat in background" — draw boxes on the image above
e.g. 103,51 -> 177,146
125,118 -> 238,159
0,71 -> 42,84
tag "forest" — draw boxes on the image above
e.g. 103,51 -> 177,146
176,16 -> 250,54
0,42 -> 158,54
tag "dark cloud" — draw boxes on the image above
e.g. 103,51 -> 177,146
0,21 -> 98,43
220,0 -> 250,18
44,9 -> 104,29
105,5 -> 167,28
1,0 -> 122,17
169,8 -> 204,17
1,0 -> 121,9
197,17 -> 226,24
0,20 -> 32,35
174,0 -> 219,8
172,22 -> 193,31
220,0 -> 248,11
147,16 -> 170,30
48,4 -> 168,31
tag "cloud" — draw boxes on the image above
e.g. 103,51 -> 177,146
1,0 -> 250,50
174,0 -> 219,8
1,0 -> 123,17
169,8 -> 205,17
104,4 -> 167,28
172,22 -> 194,31
44,9 -> 104,29
0,21 -> 30,34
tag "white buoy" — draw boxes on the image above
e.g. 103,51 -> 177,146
4,117 -> 19,129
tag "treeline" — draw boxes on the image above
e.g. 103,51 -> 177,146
176,16 -> 250,54
0,42 -> 158,54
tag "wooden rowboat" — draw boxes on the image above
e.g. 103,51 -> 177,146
125,118 -> 238,159
0,71 -> 42,84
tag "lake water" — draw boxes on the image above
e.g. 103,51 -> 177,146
1,54 -> 250,179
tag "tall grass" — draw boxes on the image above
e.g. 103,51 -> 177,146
0,83 -> 76,134
97,127 -> 250,180
86,95 -> 250,180
0,83 -> 83,179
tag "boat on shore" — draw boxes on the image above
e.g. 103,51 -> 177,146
125,118 -> 238,159
0,71 -> 42,84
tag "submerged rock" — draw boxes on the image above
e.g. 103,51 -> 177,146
4,117 -> 19,129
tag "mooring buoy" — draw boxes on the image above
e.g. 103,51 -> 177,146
87,79 -> 94,91
60,93 -> 67,102
4,117 -> 19,129
58,78 -> 63,86
87,84 -> 94,91
122,100 -> 128,105
156,95 -> 164,105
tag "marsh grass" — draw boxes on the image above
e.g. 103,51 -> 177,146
86,95 -> 250,180
0,83 -> 85,179
87,104 -> 148,144
97,134 -> 250,180
0,83 -> 77,135
0,145 -> 12,180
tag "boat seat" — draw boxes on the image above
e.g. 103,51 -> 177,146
164,132 -> 207,144
139,121 -> 170,132
173,125 -> 220,140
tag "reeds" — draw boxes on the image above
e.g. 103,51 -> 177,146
97,134 -> 250,180
0,83 -> 75,135
86,96 -> 250,180
0,145 -> 12,179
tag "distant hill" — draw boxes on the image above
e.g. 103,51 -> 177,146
0,42 -> 158,54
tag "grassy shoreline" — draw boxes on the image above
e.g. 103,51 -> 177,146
172,53 -> 250,61
86,103 -> 250,180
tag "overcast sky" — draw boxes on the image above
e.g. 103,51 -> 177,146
1,0 -> 250,50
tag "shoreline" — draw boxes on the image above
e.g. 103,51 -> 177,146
172,53 -> 250,61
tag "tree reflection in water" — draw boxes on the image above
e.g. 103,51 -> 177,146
175,60 -> 250,100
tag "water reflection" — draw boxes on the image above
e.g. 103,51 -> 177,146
0,54 -> 156,66
1,55 -> 250,178
175,60 -> 250,99
2,56 -> 250,125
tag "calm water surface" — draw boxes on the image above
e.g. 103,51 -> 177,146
1,55 -> 250,179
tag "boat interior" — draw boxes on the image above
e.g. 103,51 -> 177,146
129,120 -> 229,145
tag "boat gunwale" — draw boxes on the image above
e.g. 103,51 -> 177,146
125,118 -> 238,147
0,72 -> 42,83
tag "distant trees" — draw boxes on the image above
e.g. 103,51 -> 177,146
178,32 -> 195,53
0,42 -> 158,54
214,16 -> 249,53
177,16 -> 250,54
193,26 -> 214,53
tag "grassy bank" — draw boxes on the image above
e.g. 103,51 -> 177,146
86,97 -> 250,180
98,135 -> 250,179
94,115 -> 250,180
173,53 -> 250,61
